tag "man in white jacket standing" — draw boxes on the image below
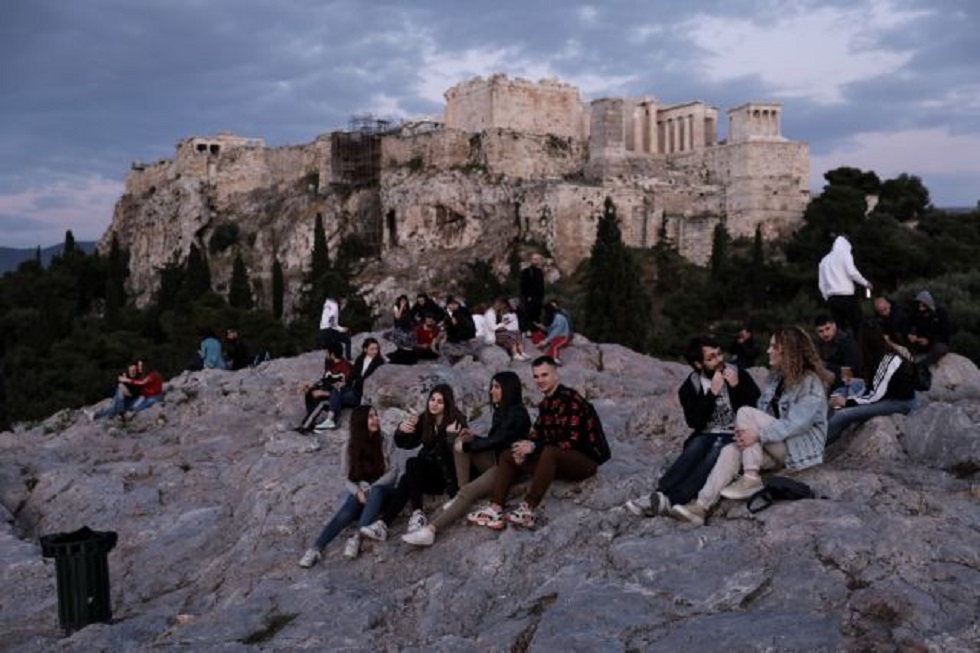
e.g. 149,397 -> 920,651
818,235 -> 872,337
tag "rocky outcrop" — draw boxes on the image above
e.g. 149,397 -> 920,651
1,342 -> 977,651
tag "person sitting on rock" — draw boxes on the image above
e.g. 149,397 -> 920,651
366,384 -> 467,538
296,342 -> 353,433
188,327 -> 227,371
298,405 -> 399,567
470,302 -> 498,350
224,327 -> 252,371
626,335 -> 760,519
906,290 -> 951,368
493,298 -> 530,361
402,371 -> 531,547
873,296 -> 909,346
90,362 -> 142,420
410,292 -> 444,326
671,326 -> 833,525
729,323 -> 761,370
414,313 -> 442,361
468,356 -> 609,530
814,314 -> 861,396
345,337 -> 385,406
438,296 -> 478,363
384,294 -> 416,350
535,300 -> 572,365
827,322 -> 918,445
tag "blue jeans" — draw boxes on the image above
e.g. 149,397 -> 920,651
827,397 -> 918,445
312,484 -> 394,550
130,395 -> 163,413
94,385 -> 139,419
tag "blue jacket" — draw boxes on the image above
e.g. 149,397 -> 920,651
199,337 -> 227,370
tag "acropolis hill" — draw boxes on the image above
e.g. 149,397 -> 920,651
104,73 -> 809,313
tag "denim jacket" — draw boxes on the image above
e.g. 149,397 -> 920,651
757,371 -> 828,470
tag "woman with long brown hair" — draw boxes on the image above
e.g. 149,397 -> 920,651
672,326 -> 833,525
298,405 -> 398,567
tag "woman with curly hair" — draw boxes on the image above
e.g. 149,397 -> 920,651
298,405 -> 398,567
672,326 -> 834,525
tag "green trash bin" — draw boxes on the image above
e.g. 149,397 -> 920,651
40,526 -> 118,634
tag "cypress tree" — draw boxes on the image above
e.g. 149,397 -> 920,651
185,244 -> 212,299
272,257 -> 284,320
582,197 -> 650,351
709,222 -> 731,282
105,234 -> 128,320
229,253 -> 253,309
63,230 -> 76,258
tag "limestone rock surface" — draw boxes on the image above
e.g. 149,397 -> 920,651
1,338 -> 978,651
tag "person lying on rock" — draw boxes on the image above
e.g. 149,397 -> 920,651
826,321 -> 918,445
467,356 -> 609,530
298,406 -> 399,567
372,383 -> 467,537
296,342 -> 353,433
672,326 -> 833,526
626,334 -> 760,519
402,371 -> 531,547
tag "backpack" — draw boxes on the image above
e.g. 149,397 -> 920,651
746,475 -> 815,514
912,359 -> 932,392
585,401 -> 612,464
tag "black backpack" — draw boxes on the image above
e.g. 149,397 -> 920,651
585,401 -> 612,464
746,475 -> 815,514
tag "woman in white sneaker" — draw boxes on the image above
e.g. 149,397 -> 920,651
402,371 -> 531,547
378,383 -> 467,535
672,326 -> 833,525
297,405 -> 398,568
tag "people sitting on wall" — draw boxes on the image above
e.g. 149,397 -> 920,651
296,342 -> 353,433
906,290 -> 952,367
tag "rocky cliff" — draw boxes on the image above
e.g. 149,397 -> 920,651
3,340 -> 977,651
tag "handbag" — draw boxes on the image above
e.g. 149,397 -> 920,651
746,475 -> 815,514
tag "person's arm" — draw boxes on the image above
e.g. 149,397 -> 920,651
393,425 -> 422,449
847,355 -> 903,406
465,407 -> 531,454
759,376 -> 827,443
844,253 -> 871,288
370,435 -> 399,488
339,441 -> 359,495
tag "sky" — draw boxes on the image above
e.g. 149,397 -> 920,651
1,0 -> 978,248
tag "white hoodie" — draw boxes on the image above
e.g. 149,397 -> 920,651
818,236 -> 871,300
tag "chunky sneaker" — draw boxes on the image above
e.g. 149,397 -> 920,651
721,475 -> 764,501
670,501 -> 706,526
343,534 -> 361,559
401,526 -> 436,547
359,520 -> 388,542
298,548 -> 321,568
503,502 -> 536,529
626,491 -> 671,518
466,504 -> 506,531
314,417 -> 337,433
407,510 -> 428,533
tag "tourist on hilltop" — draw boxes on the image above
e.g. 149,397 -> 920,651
626,335 -> 760,519
468,356 -> 610,530
402,371 -> 531,547
298,405 -> 399,567
818,235 -> 872,337
384,294 -> 416,350
438,296 -> 478,363
872,296 -> 909,346
345,338 -> 385,407
535,300 -> 572,365
224,327 -> 252,371
187,327 -> 227,371
362,384 -> 467,541
470,302 -> 499,351
89,359 -> 164,420
413,313 -> 442,361
493,298 -> 530,361
318,293 -> 351,360
296,342 -> 353,433
519,252 -> 546,333
827,322 -> 917,445
813,314 -> 862,396
410,292 -> 445,326
729,323 -> 761,370
906,290 -> 952,367
671,327 -> 833,526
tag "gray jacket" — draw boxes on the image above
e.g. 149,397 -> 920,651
757,372 -> 828,470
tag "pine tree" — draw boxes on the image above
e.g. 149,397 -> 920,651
272,257 -> 284,320
582,197 -> 650,351
228,253 -> 253,309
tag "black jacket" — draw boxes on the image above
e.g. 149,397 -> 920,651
350,353 -> 384,399
463,404 -> 531,455
678,368 -> 761,432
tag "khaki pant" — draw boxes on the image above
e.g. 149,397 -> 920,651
430,448 -> 498,531
696,407 -> 787,509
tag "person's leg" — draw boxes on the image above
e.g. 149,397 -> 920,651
299,401 -> 326,430
660,433 -> 734,506
925,342 -> 949,367
735,407 -> 778,477
694,443 -> 742,510
827,399 -> 917,445
382,458 -> 419,524
454,449 -> 494,487
489,448 -> 524,507
525,447 -> 596,507
545,336 -> 570,361
304,389 -> 321,414
357,485 -> 394,528
95,384 -> 128,419
312,493 -> 361,550
327,389 -> 343,419
432,467 -> 498,531
656,433 -> 715,500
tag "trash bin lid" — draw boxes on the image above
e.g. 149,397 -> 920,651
40,526 -> 118,558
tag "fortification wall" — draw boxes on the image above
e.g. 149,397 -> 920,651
445,74 -> 587,140
124,160 -> 175,198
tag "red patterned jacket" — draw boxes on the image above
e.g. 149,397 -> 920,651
529,384 -> 606,463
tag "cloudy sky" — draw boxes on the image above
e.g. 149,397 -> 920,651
1,0 -> 977,248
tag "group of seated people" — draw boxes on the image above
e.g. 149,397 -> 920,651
297,355 -> 610,567
188,326 -> 264,372
87,360 -> 165,421
381,292 -> 572,365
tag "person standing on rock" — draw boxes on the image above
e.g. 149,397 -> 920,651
467,356 -> 610,530
298,405 -> 399,567
626,335 -> 760,519
818,235 -> 872,338
318,293 -> 351,360
368,384 -> 467,537
671,327 -> 833,526
402,371 -> 531,547
519,252 -> 545,333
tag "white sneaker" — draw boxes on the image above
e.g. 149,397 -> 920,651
407,510 -> 428,533
314,417 -> 337,433
401,526 -> 435,547
298,548 -> 321,568
359,520 -> 388,542
343,534 -> 361,559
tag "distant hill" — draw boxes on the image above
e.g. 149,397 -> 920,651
0,242 -> 97,274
